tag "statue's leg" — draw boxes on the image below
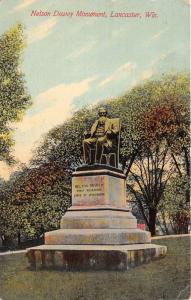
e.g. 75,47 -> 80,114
83,138 -> 97,164
95,136 -> 107,164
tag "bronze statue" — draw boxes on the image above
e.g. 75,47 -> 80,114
83,107 -> 120,165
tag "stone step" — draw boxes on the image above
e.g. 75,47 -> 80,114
26,243 -> 167,271
61,209 -> 137,229
45,228 -> 151,245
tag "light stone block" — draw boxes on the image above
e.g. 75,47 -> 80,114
72,169 -> 126,208
60,209 -> 137,229
45,228 -> 151,245
26,244 -> 167,271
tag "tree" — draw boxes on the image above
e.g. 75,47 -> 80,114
126,100 -> 179,235
127,144 -> 172,235
142,73 -> 190,202
3,163 -> 71,242
0,23 -> 31,246
0,178 -> 18,246
0,22 -> 31,163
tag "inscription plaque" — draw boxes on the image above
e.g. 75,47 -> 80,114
72,173 -> 126,208
72,175 -> 105,206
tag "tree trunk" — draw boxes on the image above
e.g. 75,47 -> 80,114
2,235 -> 12,247
148,208 -> 157,236
183,224 -> 189,234
161,211 -> 169,235
185,189 -> 190,204
17,231 -> 21,246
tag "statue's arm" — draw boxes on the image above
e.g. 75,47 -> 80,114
90,120 -> 98,137
106,122 -> 118,139
83,130 -> 91,138
110,121 -> 119,135
83,120 -> 98,138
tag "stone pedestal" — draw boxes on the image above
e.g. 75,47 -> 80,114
26,165 -> 167,270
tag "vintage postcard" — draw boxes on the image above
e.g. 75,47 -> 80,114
0,1 -> 190,300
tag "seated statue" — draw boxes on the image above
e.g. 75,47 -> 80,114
83,107 -> 119,165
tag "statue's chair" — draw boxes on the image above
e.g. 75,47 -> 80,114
101,118 -> 121,168
84,118 -> 121,168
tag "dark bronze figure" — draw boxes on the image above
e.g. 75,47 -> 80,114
83,107 -> 120,167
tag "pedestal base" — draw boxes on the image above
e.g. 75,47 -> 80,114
26,166 -> 167,271
60,207 -> 137,229
26,244 -> 167,271
45,228 -> 151,245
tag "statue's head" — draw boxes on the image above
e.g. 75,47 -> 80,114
98,107 -> 107,117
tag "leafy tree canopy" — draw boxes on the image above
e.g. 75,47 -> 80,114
0,22 -> 31,163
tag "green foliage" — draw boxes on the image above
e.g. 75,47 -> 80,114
160,175 -> 189,215
0,165 -> 71,241
0,22 -> 31,243
23,190 -> 69,238
0,22 -> 31,163
158,175 -> 190,234
0,179 -> 18,241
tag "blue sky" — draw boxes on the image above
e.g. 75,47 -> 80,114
0,0 -> 190,178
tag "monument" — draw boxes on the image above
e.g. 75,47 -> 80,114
26,108 -> 167,270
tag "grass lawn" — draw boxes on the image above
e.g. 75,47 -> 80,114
0,236 -> 190,300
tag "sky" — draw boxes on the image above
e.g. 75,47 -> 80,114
0,0 -> 190,179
